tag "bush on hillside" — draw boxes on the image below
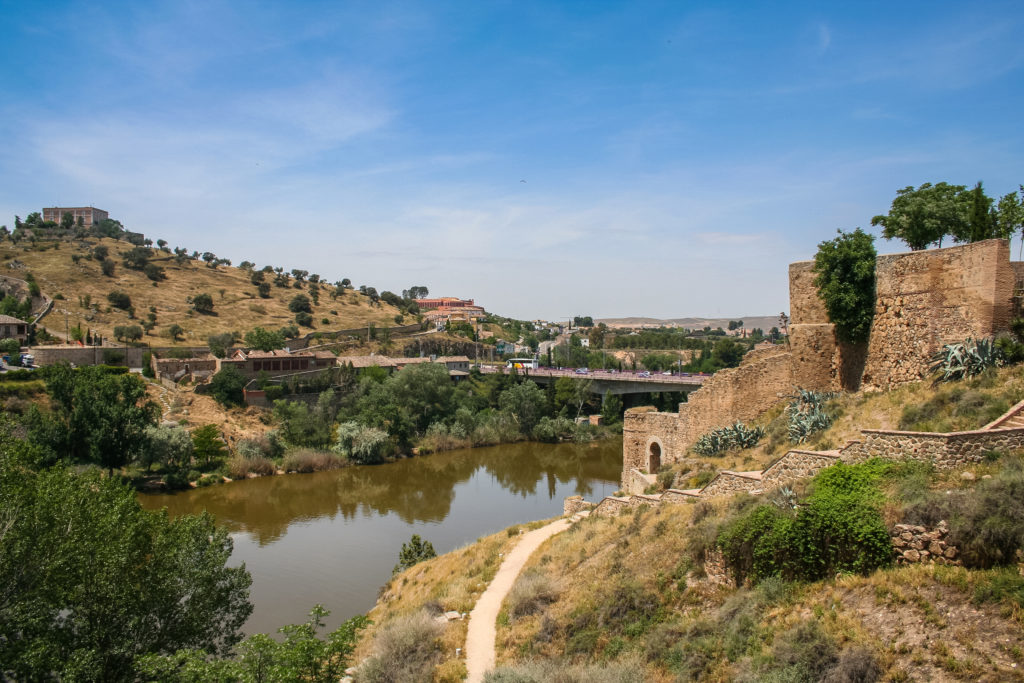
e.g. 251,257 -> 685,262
209,365 -> 246,407
717,462 -> 892,584
813,228 -> 876,344
357,611 -> 442,683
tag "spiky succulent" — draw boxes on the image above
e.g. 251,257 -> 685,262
930,336 -> 1002,383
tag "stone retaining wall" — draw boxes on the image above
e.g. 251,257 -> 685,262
661,489 -> 700,503
851,427 -> 1024,468
760,450 -> 840,488
891,521 -> 960,566
591,496 -> 631,517
699,472 -> 762,498
563,496 -> 595,516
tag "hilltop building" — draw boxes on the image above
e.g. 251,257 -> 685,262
41,206 -> 108,227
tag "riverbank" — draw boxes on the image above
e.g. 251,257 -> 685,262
139,440 -> 622,635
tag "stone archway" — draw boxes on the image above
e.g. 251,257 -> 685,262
648,441 -> 662,473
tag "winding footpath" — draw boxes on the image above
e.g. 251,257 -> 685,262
464,516 -> 576,683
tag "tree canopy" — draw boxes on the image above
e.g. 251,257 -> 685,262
813,228 -> 877,344
872,181 -> 1022,250
0,452 -> 252,681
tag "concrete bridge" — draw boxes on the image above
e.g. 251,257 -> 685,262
476,365 -> 707,395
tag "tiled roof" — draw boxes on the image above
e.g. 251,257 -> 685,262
0,315 -> 27,324
338,355 -> 396,368
436,356 -> 471,363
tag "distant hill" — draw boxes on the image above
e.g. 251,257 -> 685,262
0,236 -> 408,346
597,315 -> 781,331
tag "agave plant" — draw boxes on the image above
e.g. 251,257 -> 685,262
786,388 -> 836,444
930,336 -> 1002,383
693,421 -> 766,456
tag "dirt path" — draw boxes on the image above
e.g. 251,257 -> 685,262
464,517 -> 573,683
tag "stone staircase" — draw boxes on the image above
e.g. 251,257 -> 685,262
983,398 -> 1024,430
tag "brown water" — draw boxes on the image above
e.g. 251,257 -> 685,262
140,439 -> 621,635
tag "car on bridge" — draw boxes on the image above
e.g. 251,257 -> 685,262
637,370 -> 651,378
574,368 -> 589,374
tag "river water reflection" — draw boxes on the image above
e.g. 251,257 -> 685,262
140,439 -> 621,634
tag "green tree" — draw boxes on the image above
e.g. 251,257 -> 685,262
142,424 -> 194,471
288,294 -> 312,313
207,332 -> 236,358
871,182 -> 966,250
107,290 -> 132,310
137,607 -> 368,683
168,323 -> 185,341
601,391 -> 623,425
192,293 -> 215,314
813,228 -> 877,344
393,534 -> 437,575
192,424 -> 228,467
26,364 -> 159,472
245,326 -> 286,351
101,257 -> 116,276
257,281 -> 271,298
0,459 -> 251,681
498,380 -> 548,434
60,211 -> 74,230
209,365 -> 246,407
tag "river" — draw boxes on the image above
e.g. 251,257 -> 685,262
139,439 -> 622,635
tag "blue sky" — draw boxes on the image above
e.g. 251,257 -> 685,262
1,1 -> 1022,320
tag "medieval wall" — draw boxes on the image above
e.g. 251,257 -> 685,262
623,240 -> 1015,488
681,346 -> 792,442
861,239 -> 1013,390
623,407 -> 682,470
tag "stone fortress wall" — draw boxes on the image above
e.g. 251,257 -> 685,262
623,239 -> 1019,484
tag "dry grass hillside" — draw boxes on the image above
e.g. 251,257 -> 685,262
352,369 -> 1024,682
0,237 -> 404,345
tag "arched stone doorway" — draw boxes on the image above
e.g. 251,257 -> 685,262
648,441 -> 662,473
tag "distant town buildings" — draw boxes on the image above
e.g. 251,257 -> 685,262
0,315 -> 29,343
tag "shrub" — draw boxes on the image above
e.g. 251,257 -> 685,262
486,659 -> 646,683
718,462 -> 892,584
333,421 -> 391,464
295,311 -> 314,327
281,449 -> 344,473
288,294 -> 312,313
393,534 -> 437,575
506,571 -> 559,620
106,290 -> 131,310
226,454 -> 276,478
357,611 -> 442,683
192,293 -> 215,314
657,468 -> 676,490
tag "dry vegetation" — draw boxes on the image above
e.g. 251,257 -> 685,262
1,237 -> 402,344
353,521 -> 552,682
352,368 -> 1024,682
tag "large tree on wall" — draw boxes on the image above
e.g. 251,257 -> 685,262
813,228 -> 877,344
871,182 -> 966,251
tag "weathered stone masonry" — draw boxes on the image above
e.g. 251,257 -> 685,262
623,239 -> 1019,488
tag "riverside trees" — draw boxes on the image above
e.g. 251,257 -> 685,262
0,433 -> 252,680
